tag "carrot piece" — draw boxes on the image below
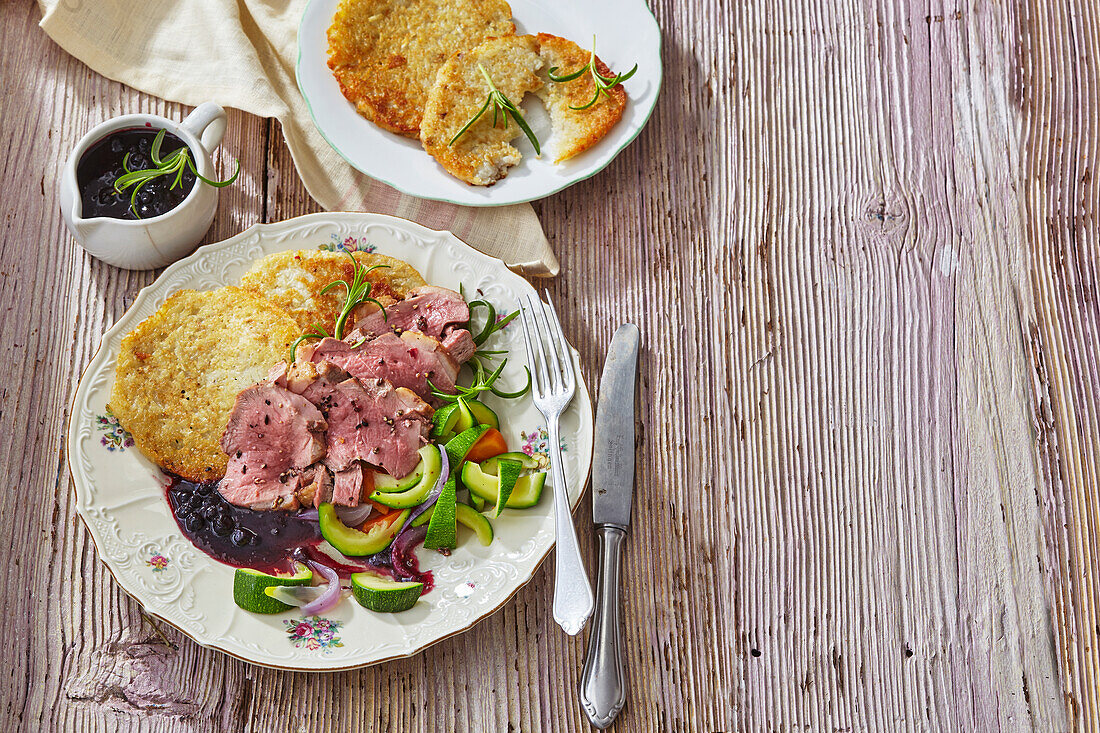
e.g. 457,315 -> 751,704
357,504 -> 398,530
464,428 -> 508,464
360,469 -> 376,503
368,498 -> 392,515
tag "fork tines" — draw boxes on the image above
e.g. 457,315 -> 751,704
519,292 -> 575,400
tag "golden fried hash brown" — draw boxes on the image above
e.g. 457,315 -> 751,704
326,0 -> 515,137
420,35 -> 544,185
239,250 -> 427,332
534,33 -> 627,163
109,287 -> 301,481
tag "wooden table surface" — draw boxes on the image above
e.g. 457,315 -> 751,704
4,0 -> 1100,730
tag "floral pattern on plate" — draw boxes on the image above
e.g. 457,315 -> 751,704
95,408 -> 134,451
319,233 -> 376,254
285,617 -> 345,653
146,553 -> 170,572
520,428 -> 566,464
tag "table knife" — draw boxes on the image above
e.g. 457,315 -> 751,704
579,323 -> 640,729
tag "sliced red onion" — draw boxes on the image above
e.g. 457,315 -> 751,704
402,445 -> 448,533
267,585 -> 328,607
310,541 -> 373,573
302,560 -> 341,615
391,525 -> 428,577
298,504 -> 373,525
336,503 -> 374,526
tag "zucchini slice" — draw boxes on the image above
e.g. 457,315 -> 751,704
350,573 -> 423,613
233,563 -> 312,614
318,503 -> 410,556
369,446 -> 443,508
466,400 -> 499,430
461,461 -> 547,509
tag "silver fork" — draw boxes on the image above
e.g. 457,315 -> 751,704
519,291 -> 594,635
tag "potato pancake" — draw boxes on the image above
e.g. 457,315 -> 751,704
420,35 -> 544,185
326,0 -> 515,137
109,287 -> 301,482
535,33 -> 627,163
239,250 -> 427,332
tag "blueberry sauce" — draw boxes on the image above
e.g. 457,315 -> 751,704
165,476 -> 434,593
165,476 -> 319,575
78,127 -> 196,220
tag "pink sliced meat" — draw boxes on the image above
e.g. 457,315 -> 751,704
349,286 -> 469,341
275,360 -> 349,395
299,365 -> 433,479
297,463 -> 333,509
332,463 -> 365,507
308,332 -> 461,400
440,328 -> 476,364
218,382 -> 327,510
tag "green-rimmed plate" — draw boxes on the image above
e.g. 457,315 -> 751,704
296,0 -> 662,206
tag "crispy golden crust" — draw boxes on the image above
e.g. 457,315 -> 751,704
420,35 -> 544,185
535,33 -> 627,163
109,287 -> 301,481
326,0 -> 515,137
238,250 -> 427,332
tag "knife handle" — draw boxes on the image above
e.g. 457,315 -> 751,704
579,525 -> 627,729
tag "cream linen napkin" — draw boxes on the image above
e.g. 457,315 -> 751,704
38,0 -> 559,275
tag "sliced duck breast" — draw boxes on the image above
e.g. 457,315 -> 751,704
307,332 -> 461,400
218,382 -> 328,510
279,359 -> 352,396
300,366 -> 433,478
332,462 -> 365,507
440,327 -> 476,364
297,463 -> 333,509
349,286 -> 469,341
344,326 -> 477,370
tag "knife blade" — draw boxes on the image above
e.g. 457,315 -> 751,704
592,322 -> 640,529
580,323 -> 640,728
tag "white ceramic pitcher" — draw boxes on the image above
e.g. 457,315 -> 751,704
59,102 -> 229,270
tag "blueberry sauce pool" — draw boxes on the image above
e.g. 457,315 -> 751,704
165,476 -> 434,593
77,127 -> 196,220
166,477 -> 319,574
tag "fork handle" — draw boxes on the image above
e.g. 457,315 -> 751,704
548,418 -> 594,635
579,525 -> 627,728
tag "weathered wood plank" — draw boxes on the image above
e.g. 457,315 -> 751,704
1019,1 -> 1100,728
0,2 -> 270,730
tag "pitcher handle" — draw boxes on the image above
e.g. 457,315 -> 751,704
180,102 -> 227,154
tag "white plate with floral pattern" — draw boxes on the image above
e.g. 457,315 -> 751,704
67,212 -> 593,670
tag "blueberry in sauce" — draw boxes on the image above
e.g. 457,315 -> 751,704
77,127 -> 196,220
165,476 -> 434,591
166,476 -> 318,575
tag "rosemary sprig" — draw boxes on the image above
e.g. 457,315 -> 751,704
290,324 -> 331,362
112,128 -> 239,218
320,250 -> 390,340
289,251 -> 389,360
467,299 -> 520,347
429,357 -> 531,403
429,290 -> 530,400
449,63 -> 540,154
547,36 -> 638,111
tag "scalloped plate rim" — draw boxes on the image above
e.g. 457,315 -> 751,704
67,212 -> 594,670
